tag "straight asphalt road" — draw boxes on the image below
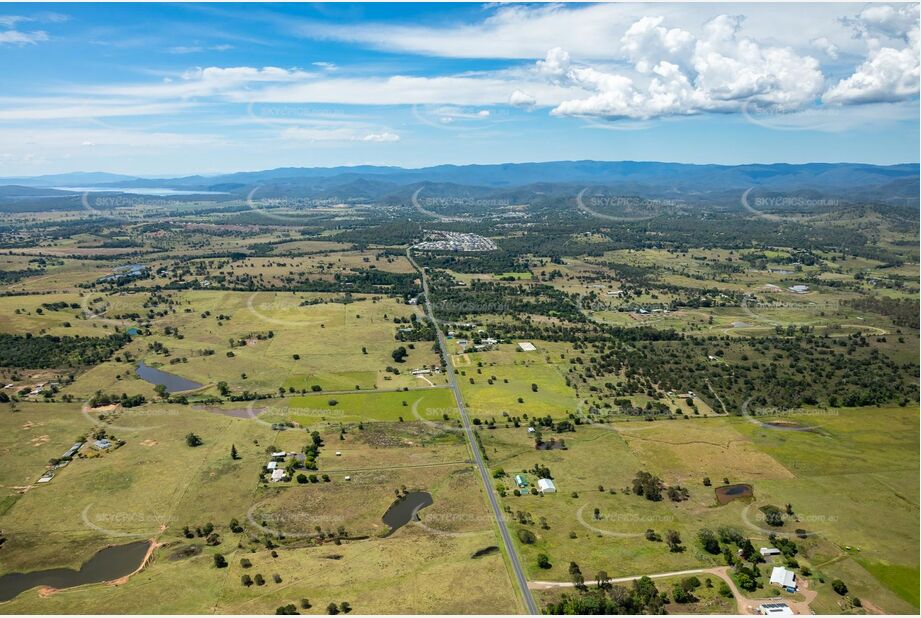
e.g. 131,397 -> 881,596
407,249 -> 538,615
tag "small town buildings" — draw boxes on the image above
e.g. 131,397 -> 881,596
515,474 -> 528,488
770,566 -> 797,592
526,427 -> 536,434
270,469 -> 287,483
266,461 -> 278,470
517,341 -> 537,352
537,478 -> 557,494
760,547 -> 782,557
271,451 -> 287,459
758,603 -> 794,615
92,438 -> 112,450
788,284 -> 809,294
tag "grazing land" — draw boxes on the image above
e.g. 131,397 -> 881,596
0,162 -> 918,615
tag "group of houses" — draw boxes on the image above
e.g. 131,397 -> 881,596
513,474 -> 557,494
266,451 -> 290,482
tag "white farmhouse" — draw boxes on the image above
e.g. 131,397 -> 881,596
769,566 -> 797,591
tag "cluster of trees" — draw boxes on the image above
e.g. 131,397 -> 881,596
0,268 -> 43,285
183,521 -> 220,545
418,252 -> 524,274
324,601 -> 352,614
702,526 -> 762,569
88,390 -> 146,408
431,279 -> 586,323
0,333 -> 130,369
303,431 -> 324,470
847,295 -> 917,329
670,576 -> 703,604
565,332 -> 917,414
631,471 -> 664,501
159,266 -> 419,297
273,598 -> 312,615
696,525 -> 803,592
543,575 -> 664,614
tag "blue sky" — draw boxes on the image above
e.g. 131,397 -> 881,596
0,2 -> 918,176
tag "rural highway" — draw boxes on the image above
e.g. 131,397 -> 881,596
407,249 -> 539,615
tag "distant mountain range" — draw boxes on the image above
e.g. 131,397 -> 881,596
1,161 -> 918,205
0,171 -> 140,187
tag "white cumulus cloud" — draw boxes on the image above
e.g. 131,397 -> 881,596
824,4 -> 920,105
509,89 -> 537,107
823,37 -> 920,105
545,14 -> 824,120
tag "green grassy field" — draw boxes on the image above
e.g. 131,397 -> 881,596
283,387 -> 458,425
480,406 -> 919,614
0,402 -> 520,613
0,290 -> 442,400
0,529 -> 520,614
457,355 -> 578,419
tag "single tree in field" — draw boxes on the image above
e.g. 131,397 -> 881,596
185,432 -> 203,447
666,529 -> 683,552
326,603 -> 340,615
230,444 -> 239,460
596,570 -> 610,590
